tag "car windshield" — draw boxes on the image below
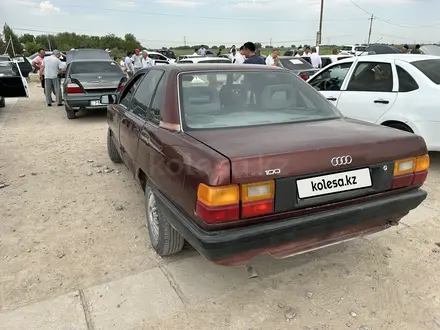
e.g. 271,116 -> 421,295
70,61 -> 121,74
341,46 -> 352,51
179,70 -> 341,130
411,59 -> 440,84
355,46 -> 366,51
280,58 -> 313,70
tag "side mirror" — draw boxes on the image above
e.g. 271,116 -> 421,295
100,94 -> 118,105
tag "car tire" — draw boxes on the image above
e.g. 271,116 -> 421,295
0,97 -> 5,108
386,122 -> 413,133
145,185 -> 184,256
65,105 -> 76,119
107,128 -> 122,163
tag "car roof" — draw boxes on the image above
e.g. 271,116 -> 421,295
141,64 -> 284,73
335,54 -> 439,64
67,49 -> 111,63
181,57 -> 231,63
69,59 -> 115,63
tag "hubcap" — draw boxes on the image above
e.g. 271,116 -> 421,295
147,190 -> 160,245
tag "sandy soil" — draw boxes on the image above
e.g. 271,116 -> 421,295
1,81 -> 440,330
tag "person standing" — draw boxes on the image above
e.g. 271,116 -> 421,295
295,48 -> 304,57
411,44 -> 422,54
124,52 -> 134,77
265,48 -> 280,66
402,44 -> 409,53
32,48 -> 45,88
234,46 -> 245,64
243,42 -> 265,64
310,47 -> 322,69
198,46 -> 206,56
42,50 -> 63,107
303,46 -> 311,57
131,49 -> 143,73
141,50 -> 154,67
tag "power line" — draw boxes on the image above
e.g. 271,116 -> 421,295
348,0 -> 440,28
19,3 -> 366,23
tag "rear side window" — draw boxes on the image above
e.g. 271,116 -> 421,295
396,65 -> 419,92
70,61 -> 121,74
347,62 -> 393,92
411,59 -> 440,84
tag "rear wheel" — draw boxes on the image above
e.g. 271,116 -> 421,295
107,128 -> 122,163
0,97 -> 5,108
145,185 -> 184,256
65,105 -> 75,119
385,122 -> 413,133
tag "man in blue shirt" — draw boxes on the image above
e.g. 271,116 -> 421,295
243,42 -> 265,64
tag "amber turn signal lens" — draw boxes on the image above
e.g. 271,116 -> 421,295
240,181 -> 275,203
197,184 -> 239,207
415,154 -> 430,172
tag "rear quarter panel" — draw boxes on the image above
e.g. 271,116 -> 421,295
138,129 -> 230,223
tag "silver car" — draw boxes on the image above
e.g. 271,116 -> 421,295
63,49 -> 125,119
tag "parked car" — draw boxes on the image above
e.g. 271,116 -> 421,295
0,56 -> 29,107
147,51 -> 175,65
320,55 -> 353,68
307,54 -> 440,151
63,49 -> 125,119
339,44 -> 367,56
277,56 -> 319,80
1,54 -> 33,77
419,44 -> 440,56
178,57 -> 232,64
100,64 -> 428,266
151,49 -> 176,60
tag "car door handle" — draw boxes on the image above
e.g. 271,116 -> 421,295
374,99 -> 389,104
326,97 -> 337,101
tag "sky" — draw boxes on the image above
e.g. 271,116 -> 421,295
1,0 -> 440,48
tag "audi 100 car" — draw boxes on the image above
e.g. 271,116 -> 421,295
101,64 -> 428,266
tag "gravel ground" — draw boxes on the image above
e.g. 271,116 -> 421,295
1,81 -> 440,330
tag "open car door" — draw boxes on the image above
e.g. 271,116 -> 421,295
0,60 -> 29,98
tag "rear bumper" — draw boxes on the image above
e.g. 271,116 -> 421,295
64,93 -> 109,109
154,187 -> 427,266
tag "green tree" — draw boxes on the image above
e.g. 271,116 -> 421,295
124,33 -> 142,52
19,33 -> 35,44
254,42 -> 262,49
24,42 -> 41,55
219,45 -> 225,49
3,23 -> 24,55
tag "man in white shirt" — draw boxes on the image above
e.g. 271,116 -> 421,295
265,48 -> 279,66
41,50 -> 63,106
310,47 -> 322,69
302,46 -> 311,57
199,46 -> 206,56
131,49 -> 143,73
295,48 -> 304,57
233,46 -> 245,64
141,50 -> 154,68
192,48 -> 198,56
124,52 -> 134,77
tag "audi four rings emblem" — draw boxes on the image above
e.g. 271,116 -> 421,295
331,155 -> 352,166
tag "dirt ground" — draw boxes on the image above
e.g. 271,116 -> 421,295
1,81 -> 440,330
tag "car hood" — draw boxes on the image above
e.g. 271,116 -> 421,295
186,118 -> 427,183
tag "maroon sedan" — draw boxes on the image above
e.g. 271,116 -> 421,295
101,64 -> 429,266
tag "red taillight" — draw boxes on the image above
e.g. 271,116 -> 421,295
195,202 -> 239,224
66,83 -> 83,94
195,181 -> 275,223
241,199 -> 274,219
391,155 -> 429,189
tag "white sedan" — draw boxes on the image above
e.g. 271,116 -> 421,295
307,54 -> 440,151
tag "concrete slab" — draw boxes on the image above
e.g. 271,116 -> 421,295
162,255 -> 250,304
84,267 -> 183,330
0,292 -> 87,330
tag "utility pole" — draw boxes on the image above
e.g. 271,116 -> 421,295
316,0 -> 324,53
269,38 -> 272,47
184,36 -> 186,47
367,14 -> 375,45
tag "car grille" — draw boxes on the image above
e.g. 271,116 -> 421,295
84,88 -> 117,93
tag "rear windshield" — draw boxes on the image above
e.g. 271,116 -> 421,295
280,58 -> 312,70
412,59 -> 440,84
70,61 -> 121,74
179,70 -> 341,130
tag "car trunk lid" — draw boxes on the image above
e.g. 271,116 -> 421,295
186,118 -> 426,184
70,72 -> 122,92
